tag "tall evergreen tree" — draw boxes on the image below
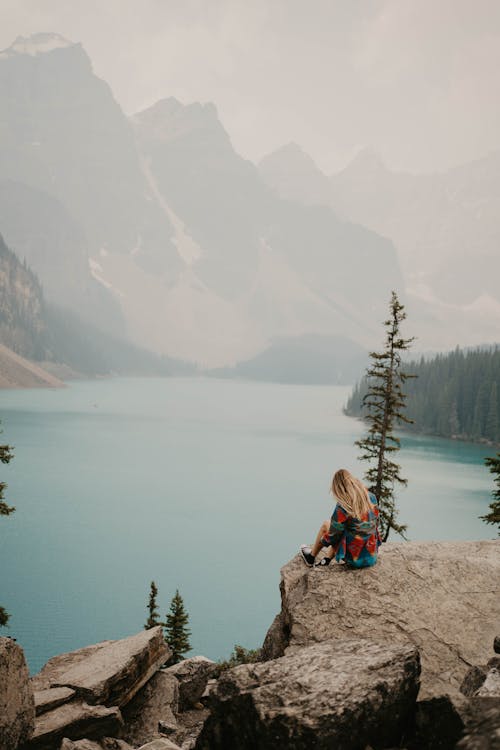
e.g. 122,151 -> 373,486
1,421 -> 15,627
355,291 -> 415,541
480,452 -> 500,535
164,589 -> 191,664
144,580 -> 161,629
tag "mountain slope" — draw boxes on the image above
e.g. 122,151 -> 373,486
0,33 -> 181,302
131,97 -> 404,364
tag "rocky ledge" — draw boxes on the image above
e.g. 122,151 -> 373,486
262,539 -> 500,700
2,540 -> 500,750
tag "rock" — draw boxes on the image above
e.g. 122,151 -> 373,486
26,701 -> 123,749
460,666 -> 487,697
0,636 -> 36,750
168,709 -> 209,750
264,540 -> 500,699
494,635 -> 500,654
488,656 -> 500,670
60,739 -> 133,750
121,671 -> 179,746
31,643 -> 114,692
476,667 -> 500,698
260,613 -> 288,661
137,740 -> 182,750
455,699 -> 500,749
35,687 -> 76,716
60,740 -> 102,750
158,720 -> 177,735
195,638 -> 420,750
410,696 -> 464,749
163,657 -> 216,711
32,628 -> 169,707
200,680 -> 217,707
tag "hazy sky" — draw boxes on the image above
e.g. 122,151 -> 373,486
2,0 -> 500,174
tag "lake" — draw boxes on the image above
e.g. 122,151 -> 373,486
0,377 -> 495,673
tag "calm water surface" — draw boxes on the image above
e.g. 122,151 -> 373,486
0,377 -> 495,672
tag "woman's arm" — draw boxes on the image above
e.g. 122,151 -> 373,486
323,503 -> 348,550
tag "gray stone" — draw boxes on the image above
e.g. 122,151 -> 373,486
121,671 -> 179,746
158,720 -> 177,735
460,666 -> 487,697
494,635 -> 500,654
167,708 -> 209,750
200,680 -> 217,707
195,638 -> 420,750
455,699 -> 500,749
412,696 -> 464,749
163,657 -> 216,711
488,656 -> 500,670
60,740 -> 133,750
27,701 -> 123,749
263,540 -> 500,699
137,740 -> 182,750
31,643 -> 114,693
0,636 -> 36,750
476,667 -> 500,698
32,628 -> 169,707
35,687 -> 76,716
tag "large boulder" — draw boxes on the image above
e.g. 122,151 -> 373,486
0,636 -> 35,750
195,638 -> 420,750
32,628 -> 169,707
35,687 -> 76,716
263,540 -> 500,699
26,701 -> 123,749
121,670 -> 179,746
163,657 -> 216,710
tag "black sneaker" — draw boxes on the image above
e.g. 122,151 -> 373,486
314,557 -> 331,568
300,545 -> 315,567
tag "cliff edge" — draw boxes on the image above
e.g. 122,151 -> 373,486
262,539 -> 500,700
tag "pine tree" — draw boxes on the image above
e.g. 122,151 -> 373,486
355,291 -> 415,541
485,382 -> 499,443
144,581 -> 161,629
164,590 -> 191,664
1,421 -> 14,627
480,452 -> 500,535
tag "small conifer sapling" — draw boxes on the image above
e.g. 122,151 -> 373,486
164,589 -> 191,664
144,580 -> 161,629
355,291 -> 415,541
480,452 -> 500,535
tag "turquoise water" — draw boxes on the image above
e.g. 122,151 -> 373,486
0,377 -> 495,673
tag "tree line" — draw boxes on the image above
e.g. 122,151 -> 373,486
346,345 -> 500,445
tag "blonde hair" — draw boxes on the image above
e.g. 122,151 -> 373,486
331,468 -> 372,519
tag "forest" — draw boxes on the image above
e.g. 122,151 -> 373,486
345,346 -> 500,445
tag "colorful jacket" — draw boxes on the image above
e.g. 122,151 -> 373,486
321,492 -> 381,568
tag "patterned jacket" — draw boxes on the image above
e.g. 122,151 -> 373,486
321,492 -> 382,568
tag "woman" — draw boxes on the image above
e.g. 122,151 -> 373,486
300,468 -> 381,569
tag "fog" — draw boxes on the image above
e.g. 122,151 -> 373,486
2,0 -> 500,174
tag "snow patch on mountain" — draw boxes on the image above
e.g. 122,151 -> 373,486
89,257 -> 124,297
140,156 -> 201,265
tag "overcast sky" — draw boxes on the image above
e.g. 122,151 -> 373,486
1,0 -> 500,174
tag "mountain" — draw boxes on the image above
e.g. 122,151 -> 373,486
0,33 -> 405,369
0,231 -> 47,361
209,334 -> 368,385
132,97 -> 403,365
0,180 -> 124,335
0,33 -> 180,328
258,142 -> 332,207
259,143 -> 500,350
0,232 -> 192,380
330,149 -> 500,306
